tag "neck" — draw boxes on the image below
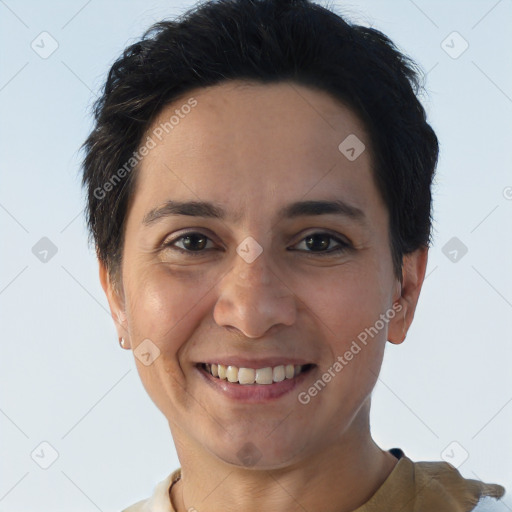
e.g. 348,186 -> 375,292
169,409 -> 398,512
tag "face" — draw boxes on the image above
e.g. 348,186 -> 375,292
101,80 -> 426,469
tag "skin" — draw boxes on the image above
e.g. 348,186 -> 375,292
99,80 -> 428,512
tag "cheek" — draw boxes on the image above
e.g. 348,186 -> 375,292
303,265 -> 390,401
123,264 -> 218,415
306,266 -> 388,345
125,263 -> 215,353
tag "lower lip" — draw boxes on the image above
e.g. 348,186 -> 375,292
196,364 -> 315,403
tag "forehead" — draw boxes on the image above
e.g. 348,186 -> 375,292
129,80 -> 384,225
158,80 -> 369,164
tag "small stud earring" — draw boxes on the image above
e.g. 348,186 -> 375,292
119,337 -> 126,349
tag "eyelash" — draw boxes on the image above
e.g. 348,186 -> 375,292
161,231 -> 351,257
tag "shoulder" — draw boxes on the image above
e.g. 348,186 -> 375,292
120,468 -> 181,512
387,448 -> 507,512
411,458 -> 506,511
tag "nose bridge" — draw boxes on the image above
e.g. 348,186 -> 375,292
229,244 -> 280,303
234,245 -> 271,285
213,242 -> 296,337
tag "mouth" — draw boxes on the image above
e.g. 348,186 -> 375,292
196,361 -> 316,402
198,362 -> 315,385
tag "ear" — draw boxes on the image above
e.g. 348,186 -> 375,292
98,257 -> 130,349
387,246 -> 428,345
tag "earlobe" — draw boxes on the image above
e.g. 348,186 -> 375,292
98,258 -> 130,348
387,300 -> 408,345
387,247 -> 428,345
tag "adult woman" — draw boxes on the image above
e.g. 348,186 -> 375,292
81,0 -> 507,510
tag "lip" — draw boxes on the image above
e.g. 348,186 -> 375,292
195,363 -> 316,402
198,357 -> 313,369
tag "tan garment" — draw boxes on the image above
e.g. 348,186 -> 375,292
122,449 -> 506,512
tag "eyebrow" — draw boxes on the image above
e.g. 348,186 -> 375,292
142,199 -> 368,226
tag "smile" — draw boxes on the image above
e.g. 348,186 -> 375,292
199,362 -> 315,385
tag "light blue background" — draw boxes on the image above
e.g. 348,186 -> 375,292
1,0 -> 511,510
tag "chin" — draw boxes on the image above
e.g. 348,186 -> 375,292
207,431 -> 310,470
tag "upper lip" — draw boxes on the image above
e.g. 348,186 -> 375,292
198,358 -> 314,369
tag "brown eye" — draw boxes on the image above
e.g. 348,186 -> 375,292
179,233 -> 209,251
305,234 -> 330,251
163,232 -> 215,255
293,232 -> 350,255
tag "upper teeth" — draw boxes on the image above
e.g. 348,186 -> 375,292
204,363 -> 304,385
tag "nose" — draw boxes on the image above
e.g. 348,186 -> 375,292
213,248 -> 297,338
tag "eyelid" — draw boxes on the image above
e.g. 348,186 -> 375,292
293,228 -> 351,245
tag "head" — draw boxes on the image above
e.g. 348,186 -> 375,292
81,0 -> 438,468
